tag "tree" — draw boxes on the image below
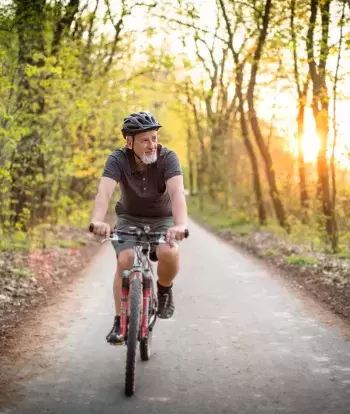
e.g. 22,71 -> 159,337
10,0 -> 47,227
218,0 -> 267,225
306,0 -> 334,238
290,0 -> 309,211
329,0 -> 346,251
246,0 -> 288,229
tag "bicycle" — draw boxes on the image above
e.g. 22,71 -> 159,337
89,223 -> 189,397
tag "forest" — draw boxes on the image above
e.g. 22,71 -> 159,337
0,0 -> 349,255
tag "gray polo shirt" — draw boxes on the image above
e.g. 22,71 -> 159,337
102,144 -> 182,218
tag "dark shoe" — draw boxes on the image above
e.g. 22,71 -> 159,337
157,283 -> 175,319
106,316 -> 124,345
150,250 -> 158,262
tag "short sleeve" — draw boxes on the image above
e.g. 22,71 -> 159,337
164,150 -> 182,182
102,152 -> 123,183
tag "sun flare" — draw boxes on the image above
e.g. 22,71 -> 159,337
302,110 -> 320,163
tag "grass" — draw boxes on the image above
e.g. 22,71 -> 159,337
12,268 -> 36,278
0,232 -> 31,252
0,225 -> 87,253
336,251 -> 350,260
187,196 -> 256,234
260,249 -> 278,257
187,195 -> 350,268
188,196 -> 350,258
285,255 -> 319,266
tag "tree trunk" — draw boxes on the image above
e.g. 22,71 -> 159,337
185,84 -> 208,210
290,0 -> 309,211
297,84 -> 309,212
247,0 -> 288,229
52,0 -> 80,56
237,66 -> 267,225
330,0 -> 346,251
307,0 -> 334,237
209,122 -> 226,202
187,126 -> 195,196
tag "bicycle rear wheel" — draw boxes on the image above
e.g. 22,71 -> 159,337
125,275 -> 141,397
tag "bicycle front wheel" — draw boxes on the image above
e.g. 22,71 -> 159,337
125,275 -> 141,397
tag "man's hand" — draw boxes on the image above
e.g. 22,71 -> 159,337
90,221 -> 111,238
166,224 -> 187,247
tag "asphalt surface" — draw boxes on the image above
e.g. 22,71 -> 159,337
1,219 -> 350,414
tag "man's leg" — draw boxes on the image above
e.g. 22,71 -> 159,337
106,248 -> 134,345
157,244 -> 179,287
114,249 -> 134,315
156,243 -> 179,318
106,214 -> 138,345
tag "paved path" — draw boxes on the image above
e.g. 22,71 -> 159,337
1,219 -> 349,413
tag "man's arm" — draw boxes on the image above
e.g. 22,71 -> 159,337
91,177 -> 117,235
166,175 -> 187,227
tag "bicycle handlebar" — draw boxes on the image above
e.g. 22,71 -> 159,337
88,223 -> 189,240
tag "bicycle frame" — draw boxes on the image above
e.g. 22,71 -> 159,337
92,223 -> 189,347
119,242 -> 156,343
89,222 -> 189,397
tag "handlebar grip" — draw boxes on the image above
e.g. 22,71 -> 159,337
88,223 -> 94,233
184,229 -> 189,238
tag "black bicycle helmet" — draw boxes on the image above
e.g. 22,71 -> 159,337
121,111 -> 162,137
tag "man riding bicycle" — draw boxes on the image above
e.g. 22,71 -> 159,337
90,111 -> 188,345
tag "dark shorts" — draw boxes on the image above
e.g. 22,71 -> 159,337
111,214 -> 175,260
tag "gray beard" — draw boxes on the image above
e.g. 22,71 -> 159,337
141,153 -> 157,164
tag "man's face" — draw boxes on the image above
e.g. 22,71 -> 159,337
127,130 -> 158,164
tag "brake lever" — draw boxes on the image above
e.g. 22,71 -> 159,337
101,234 -> 120,243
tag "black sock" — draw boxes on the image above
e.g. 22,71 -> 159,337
157,281 -> 172,293
114,315 -> 120,323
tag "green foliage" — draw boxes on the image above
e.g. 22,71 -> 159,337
285,255 -> 319,266
0,0 -> 188,242
286,214 -> 326,249
336,251 -> 350,260
188,194 -> 349,265
260,249 -> 277,257
12,268 -> 35,278
0,0 -> 348,258
0,230 -> 31,252
188,196 -> 256,233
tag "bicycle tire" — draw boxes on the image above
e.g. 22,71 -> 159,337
125,275 -> 141,397
140,312 -> 155,361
